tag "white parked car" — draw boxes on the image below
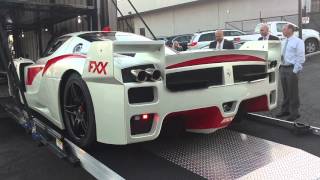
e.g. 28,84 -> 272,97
9,31 -> 280,148
239,21 -> 320,54
188,30 -> 246,50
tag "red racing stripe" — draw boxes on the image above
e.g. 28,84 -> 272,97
165,106 -> 232,129
42,54 -> 86,75
166,54 -> 265,69
26,67 -> 44,85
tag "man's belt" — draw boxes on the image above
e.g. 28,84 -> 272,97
280,64 -> 294,68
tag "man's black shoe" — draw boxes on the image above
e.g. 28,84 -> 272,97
287,115 -> 301,121
276,112 -> 290,118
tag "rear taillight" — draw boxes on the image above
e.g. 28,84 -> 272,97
131,114 -> 155,135
188,42 -> 198,47
233,37 -> 241,43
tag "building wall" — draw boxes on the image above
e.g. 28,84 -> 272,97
121,0 -> 299,37
311,0 -> 320,12
117,0 -> 199,16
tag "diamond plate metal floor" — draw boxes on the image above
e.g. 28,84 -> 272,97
144,129 -> 320,180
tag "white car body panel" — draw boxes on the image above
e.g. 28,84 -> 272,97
12,31 -> 281,145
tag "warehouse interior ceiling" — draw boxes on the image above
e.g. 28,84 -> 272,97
0,0 -> 96,31
0,0 -> 98,71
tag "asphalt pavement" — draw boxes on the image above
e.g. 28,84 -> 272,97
0,107 -> 95,180
260,52 -> 320,127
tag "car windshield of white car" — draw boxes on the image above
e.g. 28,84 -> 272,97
79,32 -> 117,42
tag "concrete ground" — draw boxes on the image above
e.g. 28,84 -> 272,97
260,53 -> 320,127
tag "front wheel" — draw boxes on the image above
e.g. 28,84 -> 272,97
305,39 -> 319,54
63,73 -> 96,148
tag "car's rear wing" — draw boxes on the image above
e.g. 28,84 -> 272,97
240,40 -> 281,63
113,41 -> 165,54
82,40 -> 166,81
166,41 -> 281,70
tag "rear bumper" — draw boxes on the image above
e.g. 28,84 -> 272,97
88,75 -> 277,145
125,78 -> 277,144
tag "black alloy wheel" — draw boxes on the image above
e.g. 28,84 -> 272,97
63,73 -> 96,148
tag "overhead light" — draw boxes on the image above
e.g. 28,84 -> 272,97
21,30 -> 25,38
44,28 -> 48,32
5,16 -> 13,24
8,35 -> 13,42
77,16 -> 82,24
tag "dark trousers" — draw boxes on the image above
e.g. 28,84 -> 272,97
280,66 -> 300,117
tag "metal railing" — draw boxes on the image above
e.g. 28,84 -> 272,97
225,14 -> 299,33
225,12 -> 320,33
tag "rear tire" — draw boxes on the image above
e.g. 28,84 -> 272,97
62,73 -> 96,148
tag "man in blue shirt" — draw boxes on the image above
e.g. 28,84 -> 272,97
276,24 -> 305,121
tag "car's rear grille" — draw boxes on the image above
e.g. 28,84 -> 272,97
166,67 -> 223,92
233,65 -> 267,83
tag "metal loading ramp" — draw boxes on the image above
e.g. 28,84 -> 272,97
142,130 -> 320,179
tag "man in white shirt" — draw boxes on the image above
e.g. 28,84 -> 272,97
276,24 -> 305,121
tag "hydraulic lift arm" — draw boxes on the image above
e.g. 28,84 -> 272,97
110,0 -> 157,40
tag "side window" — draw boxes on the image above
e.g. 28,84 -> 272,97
186,35 -> 192,42
179,36 -> 190,42
224,31 -> 231,36
180,36 -> 191,42
229,31 -> 244,36
198,33 -> 214,42
42,36 -> 70,57
73,43 -> 83,54
255,24 -> 262,33
174,36 -> 183,42
276,23 -> 286,33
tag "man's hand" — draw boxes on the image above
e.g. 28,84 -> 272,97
293,64 -> 303,74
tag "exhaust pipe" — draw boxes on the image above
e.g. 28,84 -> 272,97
131,69 -> 148,82
145,68 -> 162,81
